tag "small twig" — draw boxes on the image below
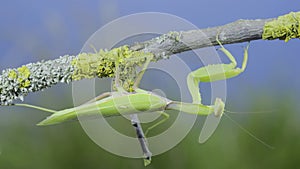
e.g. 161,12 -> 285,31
130,114 -> 152,166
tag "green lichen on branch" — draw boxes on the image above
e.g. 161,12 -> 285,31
0,55 -> 75,105
262,11 -> 300,42
8,66 -> 31,88
0,45 -> 154,105
71,45 -> 153,91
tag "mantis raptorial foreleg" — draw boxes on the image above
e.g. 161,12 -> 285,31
187,37 -> 249,104
187,34 -> 249,143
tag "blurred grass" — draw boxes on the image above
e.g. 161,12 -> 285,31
0,90 -> 299,169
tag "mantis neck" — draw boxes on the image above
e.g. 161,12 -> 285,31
166,101 -> 213,116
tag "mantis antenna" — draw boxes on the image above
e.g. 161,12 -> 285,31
223,113 -> 274,149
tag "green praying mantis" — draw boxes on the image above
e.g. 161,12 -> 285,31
14,36 -> 248,125
12,36 -> 250,165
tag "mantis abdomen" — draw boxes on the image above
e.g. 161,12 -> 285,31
37,93 -> 168,126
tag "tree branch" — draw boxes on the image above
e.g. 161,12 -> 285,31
1,11 -> 299,105
130,18 -> 272,57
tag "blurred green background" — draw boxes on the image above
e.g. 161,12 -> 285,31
0,1 -> 300,169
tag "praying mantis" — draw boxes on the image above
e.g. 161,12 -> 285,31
12,36 -> 249,165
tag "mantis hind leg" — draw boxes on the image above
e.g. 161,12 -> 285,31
144,111 -> 170,136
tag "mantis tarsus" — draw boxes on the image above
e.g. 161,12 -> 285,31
11,36 -> 258,165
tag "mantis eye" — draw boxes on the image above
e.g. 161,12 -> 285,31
214,98 -> 225,117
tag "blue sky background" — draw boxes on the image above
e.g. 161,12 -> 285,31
0,1 -> 300,168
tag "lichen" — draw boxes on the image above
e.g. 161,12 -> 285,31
154,31 -> 181,44
71,45 -> 154,91
16,66 -> 31,88
262,11 -> 300,42
6,66 -> 31,88
168,31 -> 181,42
0,45 -> 153,104
0,55 -> 75,105
8,70 -> 17,79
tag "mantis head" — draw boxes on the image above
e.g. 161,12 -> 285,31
213,98 -> 225,117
